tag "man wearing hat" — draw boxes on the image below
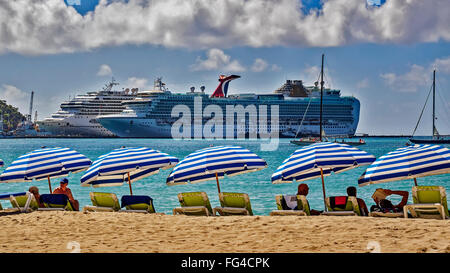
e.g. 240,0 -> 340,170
53,178 -> 80,211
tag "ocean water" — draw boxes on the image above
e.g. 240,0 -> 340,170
0,137 -> 448,215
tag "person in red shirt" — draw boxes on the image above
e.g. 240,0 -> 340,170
53,178 -> 79,211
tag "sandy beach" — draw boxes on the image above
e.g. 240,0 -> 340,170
0,211 -> 448,253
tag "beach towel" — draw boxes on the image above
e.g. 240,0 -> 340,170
121,195 -> 152,208
40,194 -> 69,206
329,196 -> 348,210
282,195 -> 298,210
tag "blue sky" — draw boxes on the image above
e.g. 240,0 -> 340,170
0,0 -> 449,135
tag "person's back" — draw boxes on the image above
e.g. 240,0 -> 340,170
297,183 -> 322,215
28,186 -> 44,208
346,186 -> 369,216
53,178 -> 79,211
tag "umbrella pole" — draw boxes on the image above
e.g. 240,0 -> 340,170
47,176 -> 52,193
127,172 -> 133,195
320,168 -> 327,211
413,178 -> 418,187
215,172 -> 221,194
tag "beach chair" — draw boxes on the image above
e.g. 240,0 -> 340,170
9,192 -> 39,212
403,186 -> 449,220
321,196 -> 361,216
213,192 -> 253,216
120,195 -> 156,213
38,194 -> 74,211
83,192 -> 121,212
173,192 -> 213,216
269,194 -> 307,216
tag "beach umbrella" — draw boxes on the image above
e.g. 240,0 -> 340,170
272,142 -> 376,210
166,145 -> 267,193
81,147 -> 178,195
0,147 -> 92,193
358,144 -> 450,187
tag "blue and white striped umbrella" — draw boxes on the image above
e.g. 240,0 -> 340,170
358,144 -> 450,187
81,147 -> 179,192
166,146 -> 267,191
272,142 -> 376,184
271,142 -> 375,210
0,147 -> 92,192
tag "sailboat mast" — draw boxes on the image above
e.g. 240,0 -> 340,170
320,54 -> 324,142
432,69 -> 436,139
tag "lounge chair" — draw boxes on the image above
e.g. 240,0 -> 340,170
269,194 -> 307,216
9,192 -> 39,212
173,192 -> 213,216
39,194 -> 74,211
213,192 -> 253,216
403,186 -> 449,220
120,195 -> 156,213
83,192 -> 121,212
321,196 -> 361,216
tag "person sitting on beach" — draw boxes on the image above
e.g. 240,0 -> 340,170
28,186 -> 45,208
371,188 -> 409,213
52,178 -> 79,211
346,186 -> 369,216
296,183 -> 322,215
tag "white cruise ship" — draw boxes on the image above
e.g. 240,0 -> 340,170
38,79 -> 139,137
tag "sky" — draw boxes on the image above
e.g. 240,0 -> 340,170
0,0 -> 449,135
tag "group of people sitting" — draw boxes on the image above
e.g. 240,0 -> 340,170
28,178 -> 80,211
295,183 -> 409,216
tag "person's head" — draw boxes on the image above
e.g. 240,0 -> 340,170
379,199 -> 394,210
60,178 -> 69,188
347,186 -> 357,197
28,186 -> 39,195
297,183 -> 309,196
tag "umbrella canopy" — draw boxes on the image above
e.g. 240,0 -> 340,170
166,146 -> 267,192
271,142 -> 376,210
358,144 -> 450,187
81,147 -> 178,194
272,142 -> 376,184
0,147 -> 92,192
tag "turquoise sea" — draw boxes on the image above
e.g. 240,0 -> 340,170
0,137 -> 448,215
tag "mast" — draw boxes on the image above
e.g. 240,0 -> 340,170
320,54 -> 324,142
432,70 -> 436,139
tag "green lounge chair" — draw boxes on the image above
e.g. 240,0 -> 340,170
38,194 -> 74,211
403,186 -> 449,220
321,196 -> 361,216
83,192 -> 121,212
120,195 -> 156,213
213,192 -> 253,216
173,192 -> 213,216
269,194 -> 307,216
9,192 -> 39,212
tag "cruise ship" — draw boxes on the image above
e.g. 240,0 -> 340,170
96,76 -> 360,138
38,79 -> 139,137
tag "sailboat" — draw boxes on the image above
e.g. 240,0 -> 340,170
410,70 -> 450,144
290,54 -> 365,146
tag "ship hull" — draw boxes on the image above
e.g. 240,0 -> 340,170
410,138 -> 450,144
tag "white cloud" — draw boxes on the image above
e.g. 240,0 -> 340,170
356,78 -> 369,89
126,77 -> 149,90
0,84 -> 29,114
380,56 -> 450,92
97,64 -> 113,76
251,58 -> 269,72
1,0 -> 449,55
271,64 -> 282,71
190,49 -> 246,72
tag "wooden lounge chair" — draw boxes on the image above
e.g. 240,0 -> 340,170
173,192 -> 213,216
213,192 -> 253,216
269,194 -> 307,216
39,194 -> 74,211
403,186 -> 449,220
321,196 -> 361,216
83,192 -> 121,212
120,195 -> 156,213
